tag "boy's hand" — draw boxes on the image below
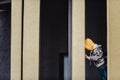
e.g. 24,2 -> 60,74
85,55 -> 87,58
85,55 -> 90,60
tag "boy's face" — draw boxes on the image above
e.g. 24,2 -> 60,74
85,38 -> 95,51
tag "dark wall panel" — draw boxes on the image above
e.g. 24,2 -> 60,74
85,0 -> 107,80
40,0 -> 68,80
0,3 -> 11,80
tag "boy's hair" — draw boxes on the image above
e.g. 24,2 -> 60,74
85,38 -> 95,51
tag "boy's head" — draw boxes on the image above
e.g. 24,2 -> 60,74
85,38 -> 95,51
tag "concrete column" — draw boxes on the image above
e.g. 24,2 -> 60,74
108,0 -> 120,80
72,0 -> 85,80
23,0 -> 40,80
11,0 -> 22,80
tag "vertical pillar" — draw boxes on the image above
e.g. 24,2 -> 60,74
108,0 -> 120,79
23,0 -> 40,80
72,0 -> 85,80
11,0 -> 22,80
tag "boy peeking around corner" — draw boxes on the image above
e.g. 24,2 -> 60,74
85,38 -> 107,80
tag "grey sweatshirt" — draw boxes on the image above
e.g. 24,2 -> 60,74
86,44 -> 105,67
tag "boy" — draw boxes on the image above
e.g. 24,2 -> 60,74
85,38 -> 107,80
